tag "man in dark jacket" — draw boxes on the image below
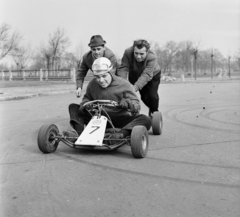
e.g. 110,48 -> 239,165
76,35 -> 117,97
117,39 -> 161,118
65,57 -> 151,144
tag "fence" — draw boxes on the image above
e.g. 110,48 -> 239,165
1,68 -> 96,82
1,69 -> 76,81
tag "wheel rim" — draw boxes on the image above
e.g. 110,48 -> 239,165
48,132 -> 57,149
142,135 -> 147,150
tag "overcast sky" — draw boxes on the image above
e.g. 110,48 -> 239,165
0,0 -> 239,60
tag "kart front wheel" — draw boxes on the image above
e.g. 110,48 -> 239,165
152,111 -> 163,135
131,126 -> 148,158
37,124 -> 59,153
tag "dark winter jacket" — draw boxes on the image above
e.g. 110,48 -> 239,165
80,74 -> 140,120
76,47 -> 117,89
117,46 -> 161,91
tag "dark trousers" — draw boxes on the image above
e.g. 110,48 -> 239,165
68,103 -> 151,135
139,73 -> 160,114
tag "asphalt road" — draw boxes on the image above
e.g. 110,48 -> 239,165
0,80 -> 240,217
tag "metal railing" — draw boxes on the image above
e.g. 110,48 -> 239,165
1,68 -> 76,81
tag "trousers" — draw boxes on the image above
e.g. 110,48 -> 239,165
139,72 -> 160,114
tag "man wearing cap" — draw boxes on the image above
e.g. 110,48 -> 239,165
64,57 -> 151,145
76,35 -> 117,98
117,39 -> 161,118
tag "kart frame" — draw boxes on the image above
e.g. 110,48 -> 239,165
37,100 -> 162,158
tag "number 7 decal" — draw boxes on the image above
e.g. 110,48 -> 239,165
90,126 -> 100,134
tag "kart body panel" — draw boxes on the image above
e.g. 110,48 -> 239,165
75,116 -> 107,146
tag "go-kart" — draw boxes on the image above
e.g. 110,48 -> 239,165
37,100 -> 163,158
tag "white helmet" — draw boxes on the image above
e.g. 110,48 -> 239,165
92,57 -> 113,75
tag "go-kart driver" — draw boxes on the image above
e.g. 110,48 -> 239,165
64,57 -> 151,145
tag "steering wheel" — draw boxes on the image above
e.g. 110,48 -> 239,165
83,100 -> 119,108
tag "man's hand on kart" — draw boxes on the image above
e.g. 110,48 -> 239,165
76,87 -> 82,98
119,98 -> 129,109
119,98 -> 139,114
79,103 -> 92,112
129,103 -> 140,114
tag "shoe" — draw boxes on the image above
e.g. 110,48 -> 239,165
62,130 -> 78,143
108,133 -> 124,145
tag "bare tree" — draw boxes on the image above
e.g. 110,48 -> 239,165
175,41 -> 192,73
40,44 -> 52,70
61,52 -> 77,69
212,49 -> 225,72
210,49 -> 214,79
29,52 -> 45,69
227,56 -> 231,78
40,28 -> 70,70
0,23 -> 22,61
39,28 -> 70,70
48,28 -> 70,70
191,48 -> 198,80
74,42 -> 84,69
161,41 -> 179,74
191,42 -> 201,79
152,43 -> 162,68
12,43 -> 32,69
59,42 -> 85,70
150,40 -> 238,79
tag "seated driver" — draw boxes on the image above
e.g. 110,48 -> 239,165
64,57 -> 151,145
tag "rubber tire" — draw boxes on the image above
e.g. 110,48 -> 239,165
37,124 -> 59,153
131,126 -> 149,158
152,111 -> 163,135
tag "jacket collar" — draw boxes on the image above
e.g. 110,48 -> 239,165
109,74 -> 120,86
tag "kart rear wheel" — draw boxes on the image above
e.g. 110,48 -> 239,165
152,111 -> 163,135
37,124 -> 59,153
131,126 -> 148,158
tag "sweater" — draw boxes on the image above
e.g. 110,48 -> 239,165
117,46 -> 161,90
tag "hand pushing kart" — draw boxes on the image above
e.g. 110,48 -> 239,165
37,100 -> 163,158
